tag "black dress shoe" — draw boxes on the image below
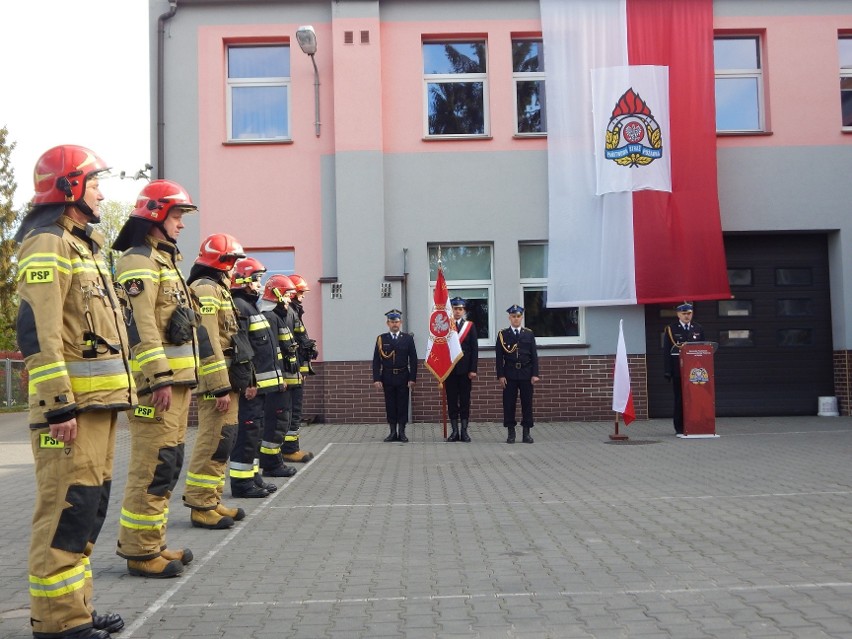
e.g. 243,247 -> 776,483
231,482 -> 269,498
92,611 -> 124,633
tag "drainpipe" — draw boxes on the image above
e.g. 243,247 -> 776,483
402,248 -> 412,424
157,0 -> 178,179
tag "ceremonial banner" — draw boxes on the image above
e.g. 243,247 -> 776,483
612,319 -> 636,425
541,0 -> 730,306
425,266 -> 463,383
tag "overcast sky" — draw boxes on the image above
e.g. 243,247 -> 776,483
1,0 -> 151,209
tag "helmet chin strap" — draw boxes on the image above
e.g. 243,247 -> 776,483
76,198 -> 100,223
155,221 -> 177,244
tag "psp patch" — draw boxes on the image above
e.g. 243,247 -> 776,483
39,433 -> 65,449
124,278 -> 145,296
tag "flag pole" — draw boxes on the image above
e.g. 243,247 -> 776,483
440,381 -> 447,439
609,412 -> 629,441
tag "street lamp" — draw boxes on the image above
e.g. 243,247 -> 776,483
296,25 -> 320,137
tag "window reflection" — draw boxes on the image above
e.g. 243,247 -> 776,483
778,329 -> 812,346
423,41 -> 488,136
775,268 -> 812,286
719,329 -> 753,347
777,299 -> 812,316
727,268 -> 752,286
718,300 -> 752,317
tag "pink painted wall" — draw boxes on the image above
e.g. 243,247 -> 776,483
714,14 -> 851,149
196,23 -> 333,353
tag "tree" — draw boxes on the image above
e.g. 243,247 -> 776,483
97,200 -> 133,277
0,126 -> 23,350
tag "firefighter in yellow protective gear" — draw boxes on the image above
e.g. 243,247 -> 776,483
112,180 -> 202,578
17,145 -> 135,639
182,233 -> 247,525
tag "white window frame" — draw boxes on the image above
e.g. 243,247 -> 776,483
422,40 -> 490,139
226,44 -> 292,142
714,35 -> 765,133
519,242 -> 584,346
428,244 -> 494,344
512,37 -> 547,136
841,35 -> 852,131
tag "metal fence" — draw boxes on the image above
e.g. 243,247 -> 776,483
1,358 -> 27,408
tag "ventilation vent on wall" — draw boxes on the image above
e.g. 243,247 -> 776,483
344,31 -> 354,44
361,30 -> 370,44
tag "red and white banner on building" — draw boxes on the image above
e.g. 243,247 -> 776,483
425,266 -> 463,383
541,0 -> 730,306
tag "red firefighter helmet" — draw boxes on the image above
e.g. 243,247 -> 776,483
262,274 -> 297,303
289,274 -> 310,293
32,145 -> 111,206
131,179 -> 197,222
231,257 -> 267,289
194,233 -> 245,270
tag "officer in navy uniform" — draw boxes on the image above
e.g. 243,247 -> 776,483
445,297 -> 478,442
495,305 -> 540,444
372,309 -> 418,443
663,302 -> 705,435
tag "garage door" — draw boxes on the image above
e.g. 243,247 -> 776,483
646,233 -> 834,417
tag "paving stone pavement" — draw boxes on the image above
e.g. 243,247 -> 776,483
1,413 -> 852,638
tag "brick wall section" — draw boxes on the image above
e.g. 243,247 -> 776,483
834,350 -> 852,416
296,355 -> 648,424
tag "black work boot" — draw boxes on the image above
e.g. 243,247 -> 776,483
231,479 -> 268,498
254,472 -> 278,492
506,426 -> 516,444
447,419 -> 459,442
384,424 -> 398,442
63,628 -> 111,639
262,464 -> 296,478
398,424 -> 409,443
92,611 -> 124,633
522,426 -> 534,444
460,419 -> 471,442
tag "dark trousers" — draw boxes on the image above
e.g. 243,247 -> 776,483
382,383 -> 410,426
445,375 -> 472,420
503,378 -> 534,428
260,391 -> 290,469
290,383 -> 304,426
672,375 -> 684,434
232,395 -> 264,467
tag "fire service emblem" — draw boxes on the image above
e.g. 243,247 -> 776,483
604,87 -> 664,168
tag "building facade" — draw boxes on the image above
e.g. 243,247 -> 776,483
149,0 -> 852,422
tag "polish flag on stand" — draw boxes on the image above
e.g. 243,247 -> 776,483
612,319 -> 636,425
425,265 -> 462,384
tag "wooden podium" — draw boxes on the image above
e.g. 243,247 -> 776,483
679,342 -> 719,438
